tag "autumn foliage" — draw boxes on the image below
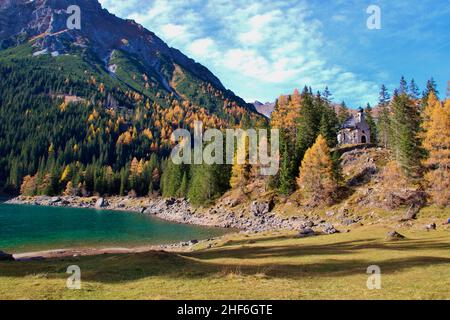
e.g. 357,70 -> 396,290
422,98 -> 450,206
296,135 -> 337,206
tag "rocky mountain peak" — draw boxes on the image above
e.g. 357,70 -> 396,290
0,0 -> 228,93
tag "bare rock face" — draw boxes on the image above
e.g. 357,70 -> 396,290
0,0 -> 237,97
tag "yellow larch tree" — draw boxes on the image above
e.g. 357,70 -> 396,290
422,98 -> 450,206
230,135 -> 252,191
296,134 -> 337,206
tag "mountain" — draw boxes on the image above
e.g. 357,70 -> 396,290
0,0 -> 263,195
253,101 -> 276,118
0,0 -> 255,115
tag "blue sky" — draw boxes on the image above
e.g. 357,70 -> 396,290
98,0 -> 450,107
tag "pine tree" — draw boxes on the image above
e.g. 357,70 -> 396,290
296,88 -> 320,160
161,160 -> 183,197
399,76 -> 408,94
364,103 -> 377,144
319,105 -> 339,148
391,89 -> 424,179
296,135 -> 338,206
278,139 -> 295,194
377,84 -> 391,148
177,172 -> 189,198
409,79 -> 420,99
119,167 -> 128,196
189,163 -> 227,205
337,101 -> 350,126
421,77 -> 439,109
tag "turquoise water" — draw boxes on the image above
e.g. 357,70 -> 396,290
0,202 -> 228,253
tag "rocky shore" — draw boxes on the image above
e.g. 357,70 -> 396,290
5,195 -> 335,233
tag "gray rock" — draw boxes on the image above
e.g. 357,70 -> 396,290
95,197 -> 108,208
188,239 -> 199,246
298,227 -> 316,237
50,196 -> 61,204
300,220 -> 315,228
322,223 -> 339,235
0,251 -> 14,261
400,204 -> 419,221
386,231 -> 406,241
250,201 -> 272,217
165,198 -> 175,206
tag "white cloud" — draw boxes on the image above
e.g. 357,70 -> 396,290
188,38 -> 218,59
160,24 -> 188,40
100,0 -> 380,106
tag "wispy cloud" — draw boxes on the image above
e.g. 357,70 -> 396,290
98,0 -> 450,105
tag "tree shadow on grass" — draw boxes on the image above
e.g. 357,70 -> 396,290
1,236 -> 449,284
190,236 -> 450,261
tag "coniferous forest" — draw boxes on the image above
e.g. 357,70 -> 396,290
1,41 -> 448,209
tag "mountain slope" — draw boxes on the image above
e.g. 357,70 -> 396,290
0,0 -> 255,115
0,0 -> 263,194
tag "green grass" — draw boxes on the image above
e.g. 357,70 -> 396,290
1,225 -> 449,300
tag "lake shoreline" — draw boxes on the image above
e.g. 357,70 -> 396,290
3,195 -> 304,259
6,195 -> 303,233
11,238 -> 217,261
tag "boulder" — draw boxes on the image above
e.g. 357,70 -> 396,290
298,227 -> 316,237
400,204 -> 419,221
164,198 -> 176,206
50,196 -> 61,204
300,220 -> 315,228
386,231 -> 406,241
95,197 -> 108,208
322,223 -> 339,235
0,251 -> 14,261
250,200 -> 273,217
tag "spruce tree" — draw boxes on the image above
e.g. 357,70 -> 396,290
278,139 -> 295,195
337,101 -> 350,126
296,88 -> 319,161
177,172 -> 189,198
377,84 -> 391,148
364,103 -> 377,144
391,89 -> 424,179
